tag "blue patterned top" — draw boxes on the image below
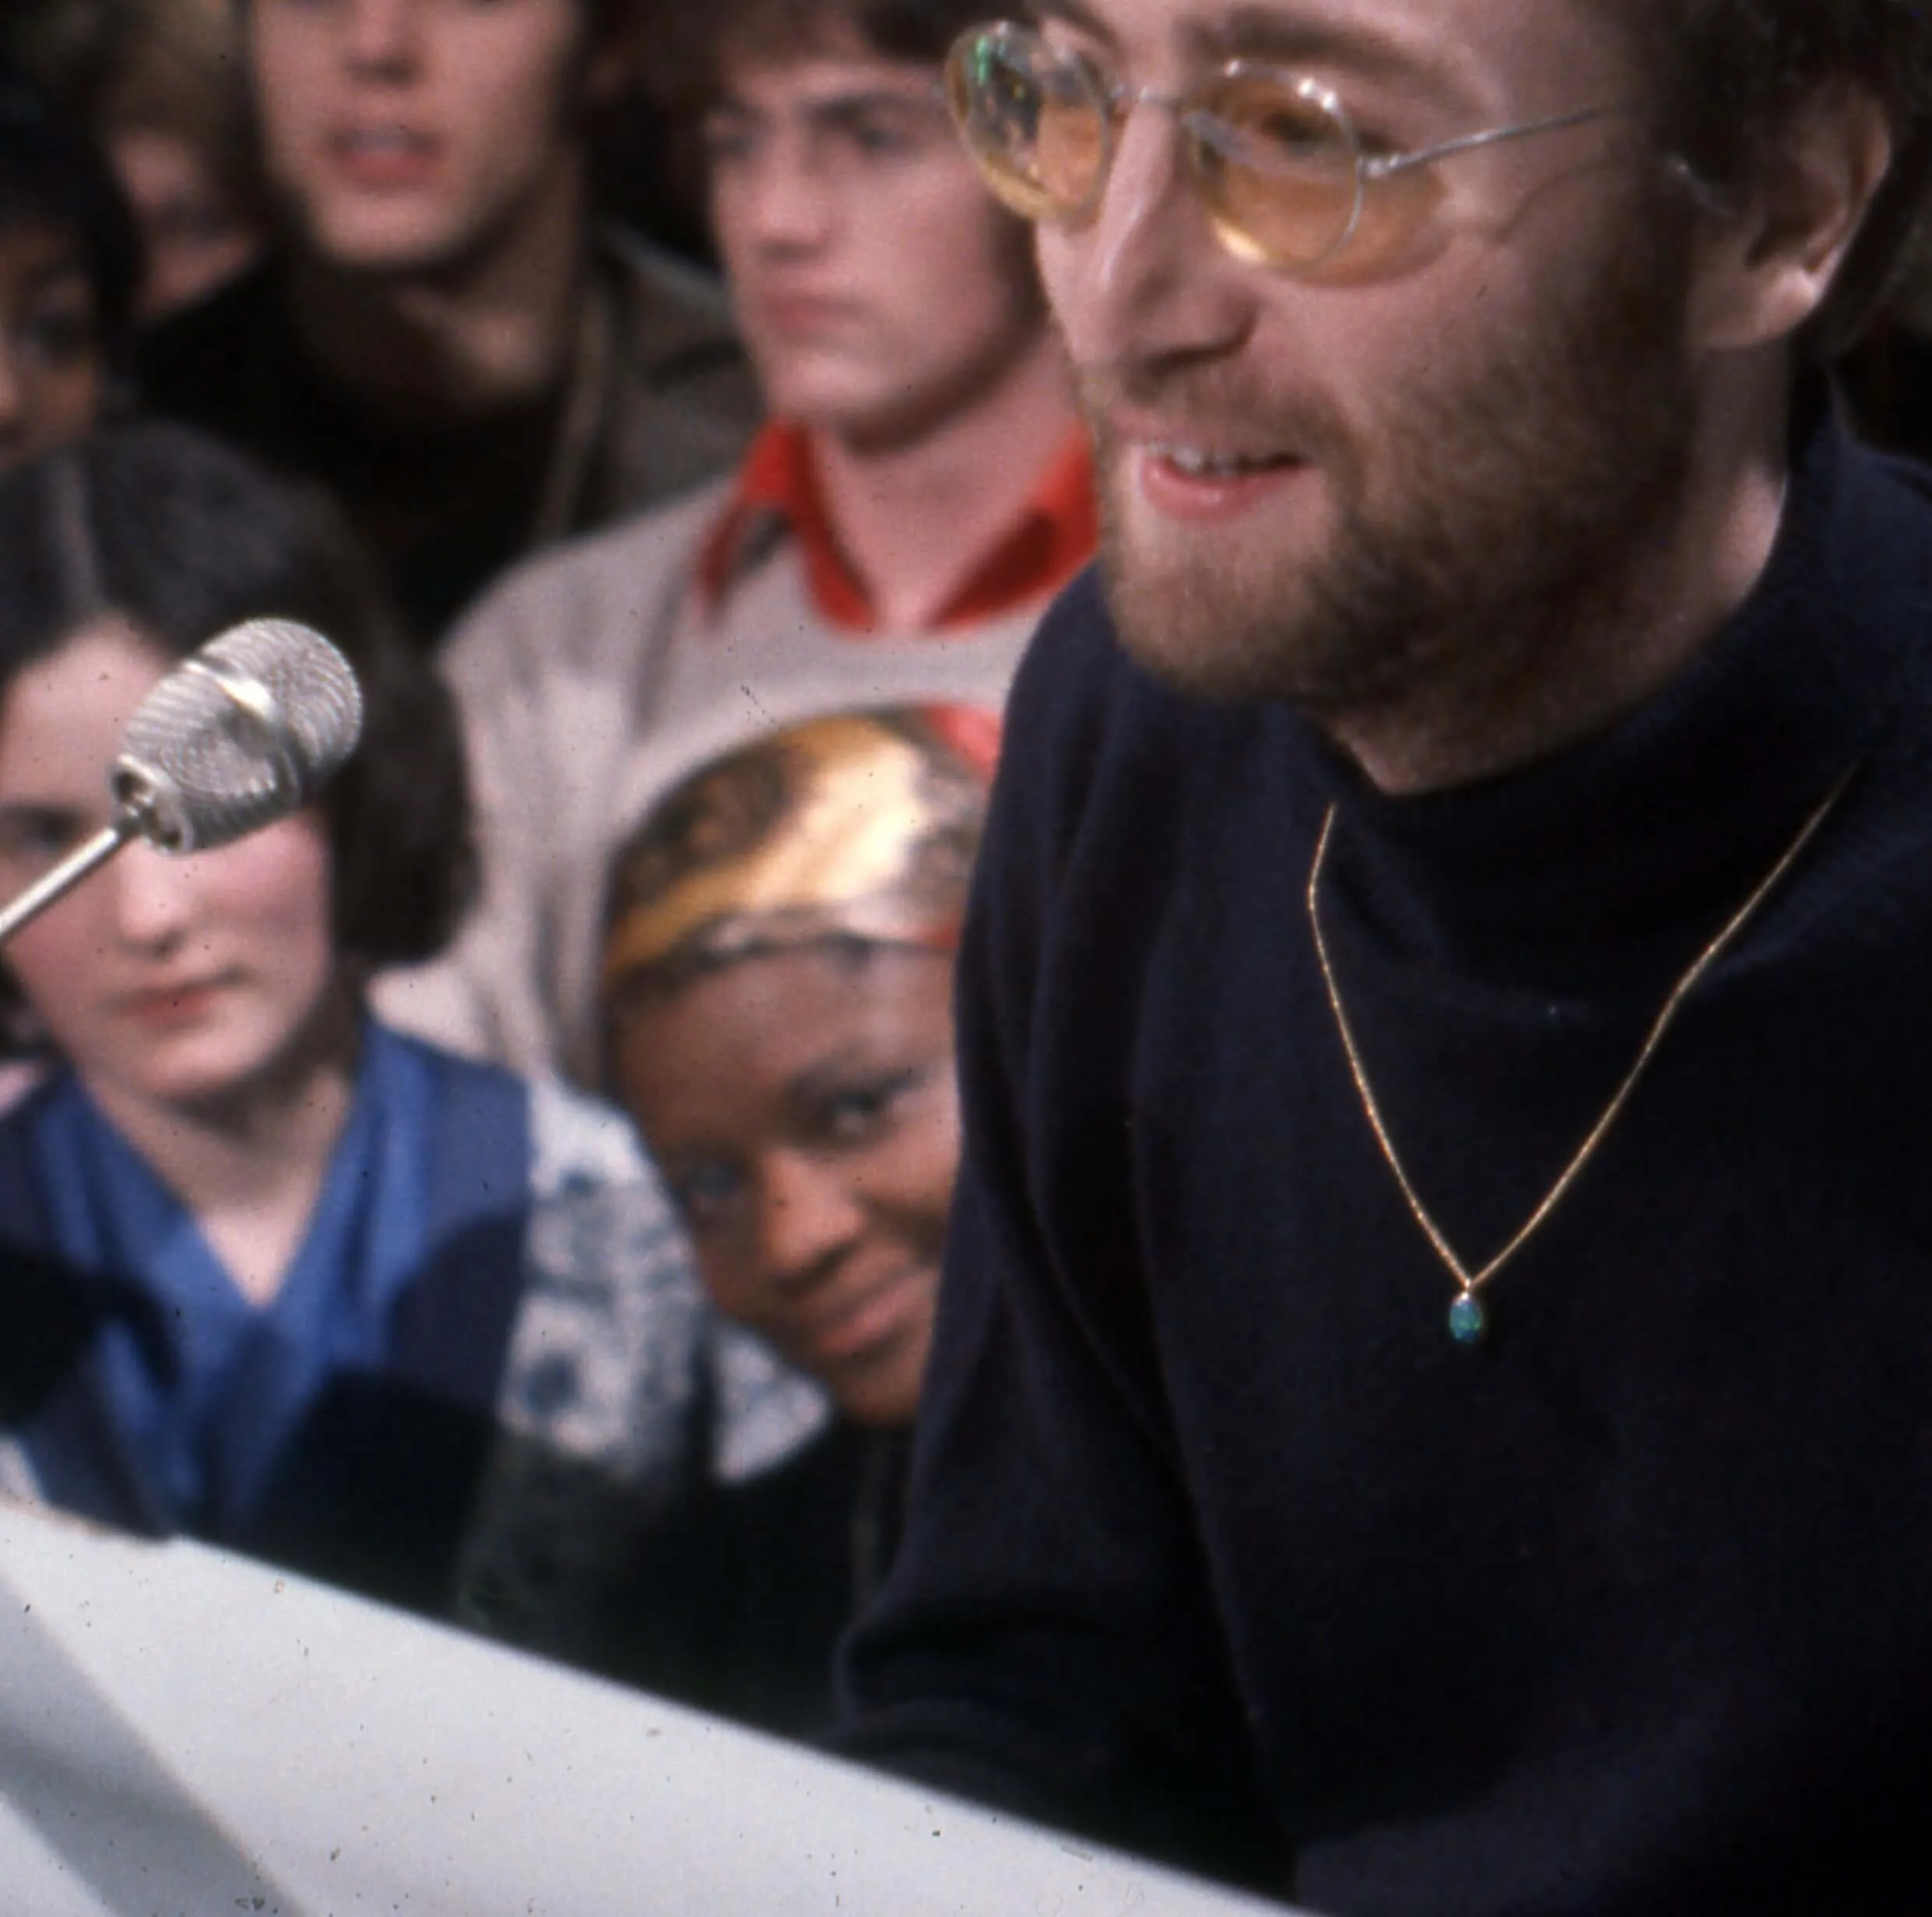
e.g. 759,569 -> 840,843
0,1020 -> 827,1670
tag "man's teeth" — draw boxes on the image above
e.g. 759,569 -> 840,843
1151,444 -> 1284,479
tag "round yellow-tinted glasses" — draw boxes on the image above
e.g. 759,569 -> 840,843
944,21 -> 1628,273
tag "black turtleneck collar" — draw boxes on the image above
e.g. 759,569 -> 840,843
1302,398 -> 1932,961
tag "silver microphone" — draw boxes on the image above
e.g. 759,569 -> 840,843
0,620 -> 364,948
114,618 -> 364,853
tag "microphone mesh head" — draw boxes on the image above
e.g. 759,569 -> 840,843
112,620 -> 365,852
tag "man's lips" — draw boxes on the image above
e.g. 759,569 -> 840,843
748,290 -> 862,338
1143,441 -> 1301,479
1123,431 -> 1313,525
327,126 -> 441,188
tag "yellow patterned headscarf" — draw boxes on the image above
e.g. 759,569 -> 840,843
602,707 -> 999,998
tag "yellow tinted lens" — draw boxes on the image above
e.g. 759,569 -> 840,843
1187,72 -> 1360,267
946,26 -> 1108,222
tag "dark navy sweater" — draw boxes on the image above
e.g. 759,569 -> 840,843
838,416 -> 1932,1915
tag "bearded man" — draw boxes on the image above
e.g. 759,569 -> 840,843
836,2 -> 1932,1912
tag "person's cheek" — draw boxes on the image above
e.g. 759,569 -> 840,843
875,1114 -> 961,1257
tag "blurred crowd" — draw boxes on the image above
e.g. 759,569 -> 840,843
0,0 -> 1093,1738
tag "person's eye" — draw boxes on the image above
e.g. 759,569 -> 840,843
0,807 -> 94,870
848,114 -> 916,157
666,1157 -> 747,1233
1347,120 -> 1407,163
840,103 -> 947,161
1202,88 -> 1342,174
701,114 -> 761,169
813,1069 -> 927,1145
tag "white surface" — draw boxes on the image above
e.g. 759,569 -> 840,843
0,1498 -> 1292,1914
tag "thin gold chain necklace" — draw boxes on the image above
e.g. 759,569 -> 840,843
1305,770 -> 1855,1345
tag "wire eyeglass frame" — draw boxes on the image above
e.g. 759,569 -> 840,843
946,20 -> 1635,272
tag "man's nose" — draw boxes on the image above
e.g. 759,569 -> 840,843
735,144 -> 839,254
1038,103 -> 1253,374
341,0 -> 423,72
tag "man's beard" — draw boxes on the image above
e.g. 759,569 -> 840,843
1083,195 -> 1701,726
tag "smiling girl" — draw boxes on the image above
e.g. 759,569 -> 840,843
599,705 -> 993,1729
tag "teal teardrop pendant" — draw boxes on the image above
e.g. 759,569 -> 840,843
1448,1294 -> 1487,1345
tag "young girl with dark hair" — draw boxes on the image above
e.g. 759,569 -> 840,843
0,423 -> 822,1666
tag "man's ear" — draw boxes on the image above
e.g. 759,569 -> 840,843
1690,83 -> 1894,353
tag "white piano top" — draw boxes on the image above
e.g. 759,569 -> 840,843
0,1497 -> 1297,1915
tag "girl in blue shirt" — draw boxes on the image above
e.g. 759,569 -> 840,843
0,422 -> 821,1667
